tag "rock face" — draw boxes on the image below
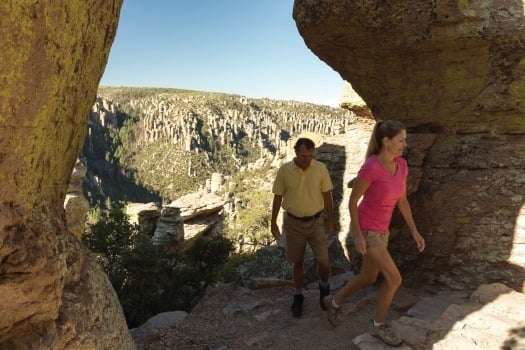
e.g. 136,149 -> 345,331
0,1 -> 135,349
294,0 -> 525,290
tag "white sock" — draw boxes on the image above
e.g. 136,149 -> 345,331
331,297 -> 340,309
373,320 -> 384,327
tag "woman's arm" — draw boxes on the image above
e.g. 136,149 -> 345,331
348,177 -> 370,255
397,194 -> 425,252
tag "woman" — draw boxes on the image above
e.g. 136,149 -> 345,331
323,120 -> 425,346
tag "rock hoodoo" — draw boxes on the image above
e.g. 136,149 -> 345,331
294,0 -> 525,290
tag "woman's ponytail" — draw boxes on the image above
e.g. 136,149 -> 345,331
364,120 -> 405,159
365,120 -> 383,159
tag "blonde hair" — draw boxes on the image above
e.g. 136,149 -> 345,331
365,120 -> 406,159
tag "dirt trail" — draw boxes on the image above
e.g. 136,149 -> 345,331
136,276 -> 434,350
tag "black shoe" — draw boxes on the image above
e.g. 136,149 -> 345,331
291,294 -> 304,318
319,283 -> 330,310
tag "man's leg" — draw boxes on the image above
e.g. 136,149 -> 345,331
292,261 -> 305,290
317,258 -> 331,310
290,258 -> 305,317
308,216 -> 331,309
317,258 -> 330,282
283,214 -> 307,317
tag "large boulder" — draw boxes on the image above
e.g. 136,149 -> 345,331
169,192 -> 228,221
0,1 -> 134,349
294,0 -> 525,290
169,191 -> 228,240
294,0 -> 525,133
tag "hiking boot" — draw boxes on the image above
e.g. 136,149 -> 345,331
319,282 -> 330,310
291,294 -> 304,318
322,295 -> 343,326
370,323 -> 402,346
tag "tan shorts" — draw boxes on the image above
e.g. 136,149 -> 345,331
352,230 -> 389,248
283,213 -> 328,264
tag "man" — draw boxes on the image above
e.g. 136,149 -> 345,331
271,137 -> 335,317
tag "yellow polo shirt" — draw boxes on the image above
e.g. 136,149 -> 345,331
272,159 -> 333,217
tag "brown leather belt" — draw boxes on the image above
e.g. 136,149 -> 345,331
286,210 -> 323,222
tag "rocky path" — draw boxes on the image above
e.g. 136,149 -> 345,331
132,274 -> 525,350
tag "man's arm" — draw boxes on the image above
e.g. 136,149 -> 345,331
271,194 -> 283,240
322,190 -> 334,236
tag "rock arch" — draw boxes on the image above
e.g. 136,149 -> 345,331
0,1 -> 134,348
293,0 -> 525,290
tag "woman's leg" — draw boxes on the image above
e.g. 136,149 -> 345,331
366,245 -> 402,323
333,254 -> 380,305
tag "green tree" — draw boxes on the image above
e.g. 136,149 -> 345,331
183,235 -> 234,287
224,186 -> 274,252
82,205 -> 137,290
83,204 -> 235,327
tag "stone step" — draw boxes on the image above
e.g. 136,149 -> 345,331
352,283 -> 525,349
406,290 -> 469,320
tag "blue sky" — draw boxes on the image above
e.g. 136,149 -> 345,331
100,0 -> 346,107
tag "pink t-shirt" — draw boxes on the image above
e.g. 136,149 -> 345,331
357,155 -> 408,233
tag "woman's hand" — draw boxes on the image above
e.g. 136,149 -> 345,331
413,232 -> 425,253
353,231 -> 367,255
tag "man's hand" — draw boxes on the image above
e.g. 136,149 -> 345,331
326,221 -> 335,237
271,222 -> 281,241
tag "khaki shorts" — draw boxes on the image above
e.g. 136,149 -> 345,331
283,213 -> 328,264
352,229 -> 389,248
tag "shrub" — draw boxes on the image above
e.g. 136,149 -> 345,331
217,252 -> 256,284
82,204 -> 234,327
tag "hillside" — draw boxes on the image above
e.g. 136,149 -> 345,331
81,86 -> 355,207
